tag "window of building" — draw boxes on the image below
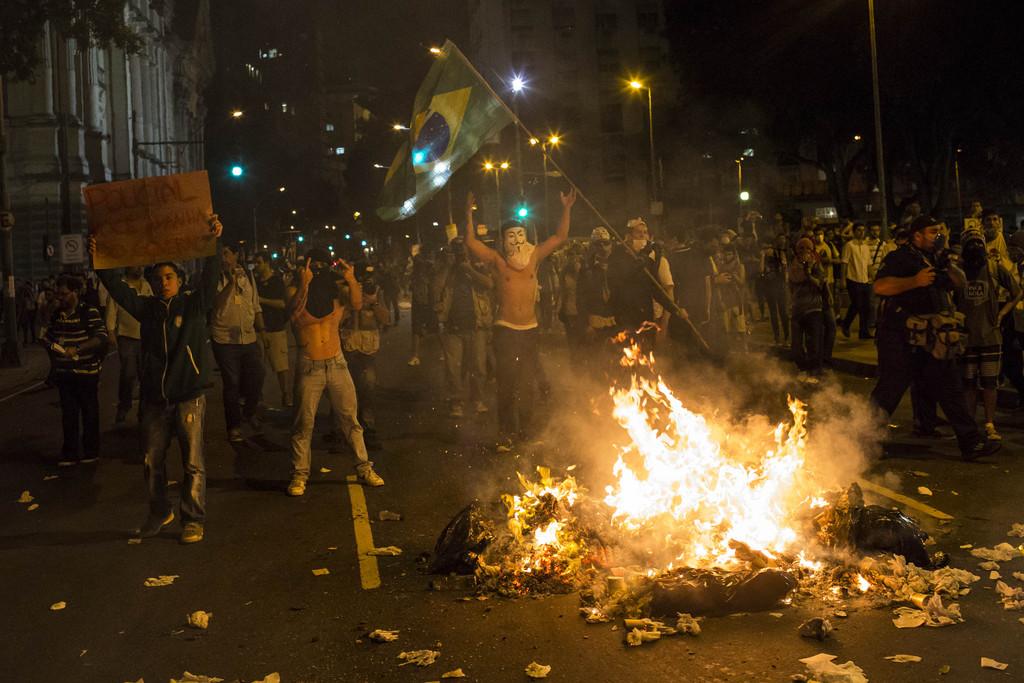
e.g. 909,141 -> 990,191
600,103 -> 623,133
636,7 -> 659,33
281,102 -> 288,113
325,123 -> 335,132
595,12 -> 618,34
596,48 -> 619,74
334,147 -> 346,156
552,5 -> 575,31
259,48 -> 281,60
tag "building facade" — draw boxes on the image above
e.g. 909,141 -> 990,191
467,0 -> 674,231
3,0 -> 213,278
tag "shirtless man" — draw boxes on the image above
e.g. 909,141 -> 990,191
465,187 -> 577,451
287,247 -> 383,495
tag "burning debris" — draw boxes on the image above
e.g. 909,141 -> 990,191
425,341 -> 981,635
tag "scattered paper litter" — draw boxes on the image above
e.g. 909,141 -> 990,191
911,470 -> 930,478
995,581 -> 1024,610
397,650 -> 439,667
769,612 -> 784,618
367,546 -> 402,556
186,610 -> 211,629
981,657 -> 1008,671
319,467 -> 331,473
127,538 -> 142,545
43,475 -> 58,481
441,669 -> 466,678
798,653 -> 868,683
50,601 -> 66,611
675,613 -> 702,635
978,561 -> 1000,571
27,503 -> 39,511
143,575 -> 178,587
368,629 -> 399,642
17,490 -> 33,503
990,571 -> 1002,580
917,486 -> 933,496
311,568 -> 330,576
885,654 -> 922,663
1019,618 -> 1024,625
1013,572 -> 1024,582
1009,523 -> 1024,538
525,662 -> 551,679
378,510 -> 402,521
971,543 -> 1019,562
960,544 -> 973,549
892,595 -> 962,628
170,673 -> 224,683
249,675 -> 280,683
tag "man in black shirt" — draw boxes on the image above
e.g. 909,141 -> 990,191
255,252 -> 291,407
871,216 -> 999,461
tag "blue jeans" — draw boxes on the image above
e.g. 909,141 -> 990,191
211,341 -> 264,430
290,354 -> 369,481
142,396 -> 207,523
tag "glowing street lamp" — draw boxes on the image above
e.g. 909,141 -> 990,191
627,76 -> 657,201
483,160 -> 511,226
511,75 -> 526,94
739,190 -> 751,202
278,186 -> 286,192
353,211 -> 361,219
429,46 -> 442,55
231,109 -> 244,119
392,123 -> 409,131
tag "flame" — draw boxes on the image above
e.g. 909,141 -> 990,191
533,521 -> 562,547
602,349 -> 817,570
856,573 -> 872,592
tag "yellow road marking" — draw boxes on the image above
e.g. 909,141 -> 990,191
857,478 -> 955,521
346,475 -> 381,590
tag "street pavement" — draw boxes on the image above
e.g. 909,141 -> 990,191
2,314 -> 1024,682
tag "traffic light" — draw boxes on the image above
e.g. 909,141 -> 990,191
230,164 -> 244,177
516,204 -> 529,220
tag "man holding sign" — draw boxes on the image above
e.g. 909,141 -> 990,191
90,214 -> 223,545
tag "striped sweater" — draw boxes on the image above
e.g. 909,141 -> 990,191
42,303 -> 107,375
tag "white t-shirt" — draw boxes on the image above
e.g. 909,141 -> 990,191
842,239 -> 873,284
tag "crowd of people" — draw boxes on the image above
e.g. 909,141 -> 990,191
4,194 -> 1023,543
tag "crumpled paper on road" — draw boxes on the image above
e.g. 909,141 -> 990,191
1008,523 -> 1024,538
367,546 -> 402,556
368,629 -> 399,642
525,662 -> 551,679
917,486 -> 933,496
1013,572 -> 1024,582
876,555 -> 979,599
27,503 -> 39,511
143,575 -> 178,587
798,653 -> 868,683
18,490 -> 33,503
892,595 -> 962,628
311,568 -> 330,576
885,654 -> 922,663
995,581 -> 1024,610
970,543 -> 1019,562
186,611 -> 211,629
170,673 -> 223,683
398,650 -> 439,667
440,669 -> 466,678
676,613 -> 702,635
250,674 -> 280,683
50,601 -> 66,611
978,561 -> 1000,571
981,657 -> 1008,671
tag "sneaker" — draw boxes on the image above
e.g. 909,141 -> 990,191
287,478 -> 307,497
136,511 -> 175,538
962,438 -> 1001,462
356,465 -> 385,487
80,456 -> 99,464
495,438 -> 514,454
180,522 -> 204,544
228,427 -> 244,442
475,401 -> 489,414
985,422 -> 1002,441
450,403 -> 464,418
57,457 -> 78,468
407,356 -> 421,367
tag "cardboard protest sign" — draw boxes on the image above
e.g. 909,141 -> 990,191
83,171 -> 215,269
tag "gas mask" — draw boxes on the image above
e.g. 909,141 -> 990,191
503,226 -> 534,271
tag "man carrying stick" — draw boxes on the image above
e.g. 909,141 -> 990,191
464,188 -> 577,452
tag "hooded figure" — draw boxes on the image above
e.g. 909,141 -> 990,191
305,247 -> 341,318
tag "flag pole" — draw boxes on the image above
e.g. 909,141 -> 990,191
447,42 -> 709,352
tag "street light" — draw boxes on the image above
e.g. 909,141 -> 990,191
739,191 -> 750,202
278,186 -> 286,192
353,211 -> 361,219
483,160 -> 511,227
392,123 -> 409,131
627,77 -> 657,202
429,46 -> 442,55
540,135 -> 561,234
510,72 -> 527,196
230,165 -> 244,177
231,109 -> 244,119
867,0 -> 889,235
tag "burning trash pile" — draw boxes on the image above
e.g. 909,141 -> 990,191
427,343 -> 975,628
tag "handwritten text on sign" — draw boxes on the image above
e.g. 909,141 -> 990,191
84,171 -> 214,269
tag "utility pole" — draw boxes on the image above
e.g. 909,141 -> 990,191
0,77 -> 23,366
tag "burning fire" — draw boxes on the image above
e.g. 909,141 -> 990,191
856,573 -> 872,592
601,357 -> 821,571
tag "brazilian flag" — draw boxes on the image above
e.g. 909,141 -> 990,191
377,40 -> 514,222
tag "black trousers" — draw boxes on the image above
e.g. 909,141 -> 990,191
791,310 -> 824,373
842,280 -> 874,337
212,341 -> 264,430
494,326 -> 539,440
1000,316 -> 1024,398
870,326 -> 979,450
116,336 -> 142,414
55,373 -> 100,460
763,278 -> 789,342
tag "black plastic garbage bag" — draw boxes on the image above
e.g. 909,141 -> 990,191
649,567 -> 797,617
429,502 -> 496,575
853,505 -> 934,568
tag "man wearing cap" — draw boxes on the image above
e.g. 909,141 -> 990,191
871,216 -> 1000,461
286,248 -> 383,495
91,214 -> 223,544
607,217 -> 676,352
464,188 -> 577,452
